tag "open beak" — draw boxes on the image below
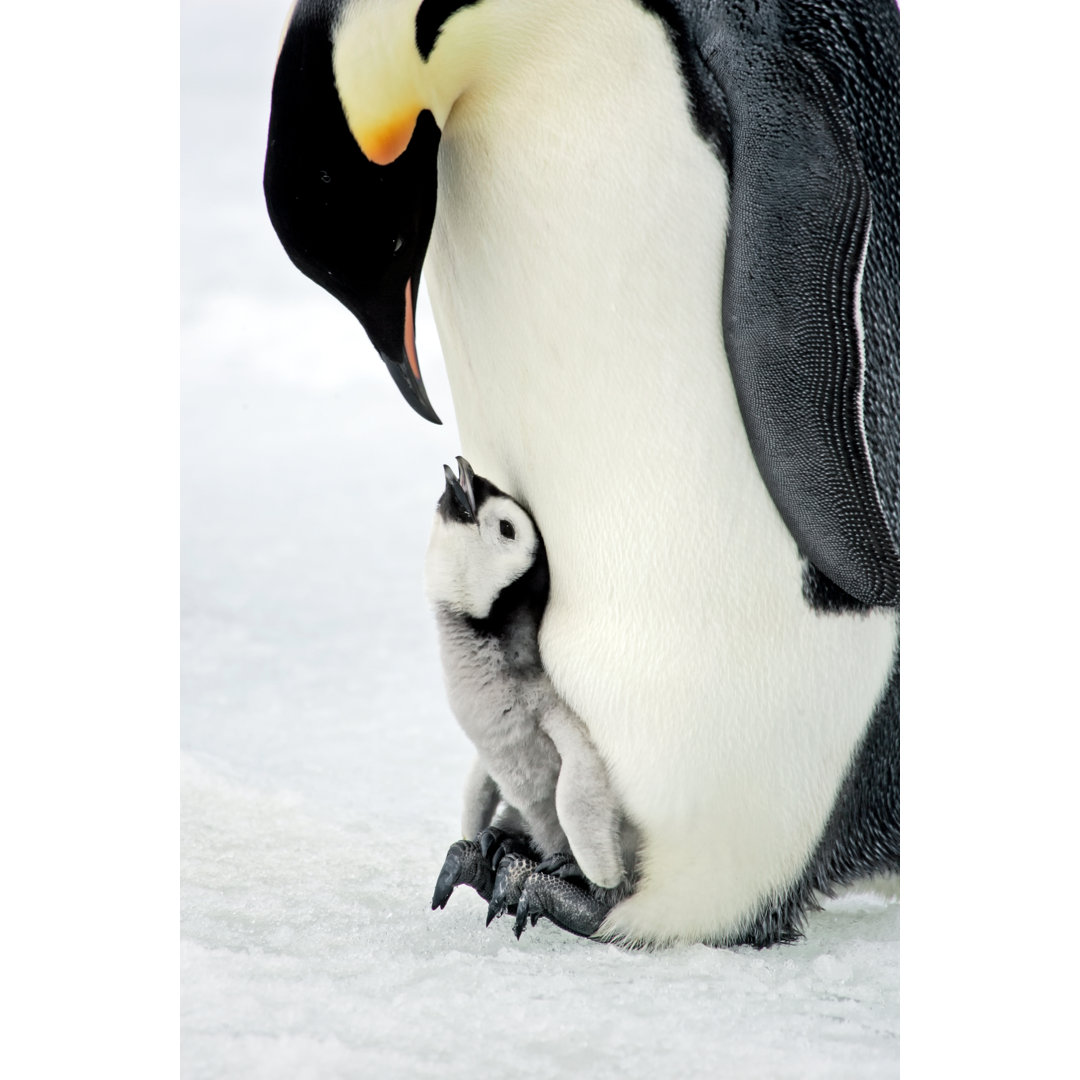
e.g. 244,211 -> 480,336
455,457 -> 477,514
442,458 -> 478,523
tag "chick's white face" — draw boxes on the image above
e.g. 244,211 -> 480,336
425,495 -> 540,619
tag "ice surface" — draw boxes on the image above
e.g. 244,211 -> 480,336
181,2 -> 899,1075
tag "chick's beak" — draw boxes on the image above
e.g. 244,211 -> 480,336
442,463 -> 477,523
455,457 -> 477,515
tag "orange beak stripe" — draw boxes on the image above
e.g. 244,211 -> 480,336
404,280 -> 420,382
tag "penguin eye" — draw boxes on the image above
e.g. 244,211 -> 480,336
392,235 -> 404,255
499,520 -> 515,540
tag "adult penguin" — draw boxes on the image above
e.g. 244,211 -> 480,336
264,0 -> 900,947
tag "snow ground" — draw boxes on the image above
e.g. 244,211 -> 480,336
181,2 -> 899,1075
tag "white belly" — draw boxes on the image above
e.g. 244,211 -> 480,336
425,0 -> 897,943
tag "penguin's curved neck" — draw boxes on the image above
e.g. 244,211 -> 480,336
462,543 -> 550,652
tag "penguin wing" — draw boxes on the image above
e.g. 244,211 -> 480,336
700,14 -> 900,607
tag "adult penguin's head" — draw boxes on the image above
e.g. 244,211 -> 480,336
264,1 -> 493,423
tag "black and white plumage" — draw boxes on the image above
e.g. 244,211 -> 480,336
426,458 -> 634,938
264,0 -> 900,947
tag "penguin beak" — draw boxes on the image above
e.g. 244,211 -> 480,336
441,460 -> 478,524
374,274 -> 440,424
263,12 -> 443,424
455,456 -> 477,516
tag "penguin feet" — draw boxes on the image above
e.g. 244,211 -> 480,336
431,827 -> 538,911
433,830 -> 616,941
478,825 -> 536,870
431,839 -> 496,909
487,850 -> 621,940
534,852 -> 588,883
511,871 -> 619,941
486,852 -> 540,925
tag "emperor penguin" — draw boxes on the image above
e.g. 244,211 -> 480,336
264,0 -> 900,947
426,457 -> 634,939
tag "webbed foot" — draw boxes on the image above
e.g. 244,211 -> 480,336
512,873 -> 622,940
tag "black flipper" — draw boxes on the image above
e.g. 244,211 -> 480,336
701,3 -> 899,606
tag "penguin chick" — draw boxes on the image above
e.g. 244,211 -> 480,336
426,457 -> 634,938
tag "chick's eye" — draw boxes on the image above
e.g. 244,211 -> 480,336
499,520 -> 515,540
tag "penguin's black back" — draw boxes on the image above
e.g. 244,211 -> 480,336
639,0 -> 901,945
641,0 -> 899,606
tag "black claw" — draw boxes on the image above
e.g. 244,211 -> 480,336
431,839 -> 496,910
486,873 -> 509,926
512,878 -> 538,939
511,884 -> 543,939
478,827 -> 509,866
513,905 -> 529,939
432,866 -> 455,910
486,852 -> 537,927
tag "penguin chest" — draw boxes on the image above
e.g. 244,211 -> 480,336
425,0 -> 898,943
442,632 -> 562,828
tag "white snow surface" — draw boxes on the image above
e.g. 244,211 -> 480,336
181,2 -> 900,1076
